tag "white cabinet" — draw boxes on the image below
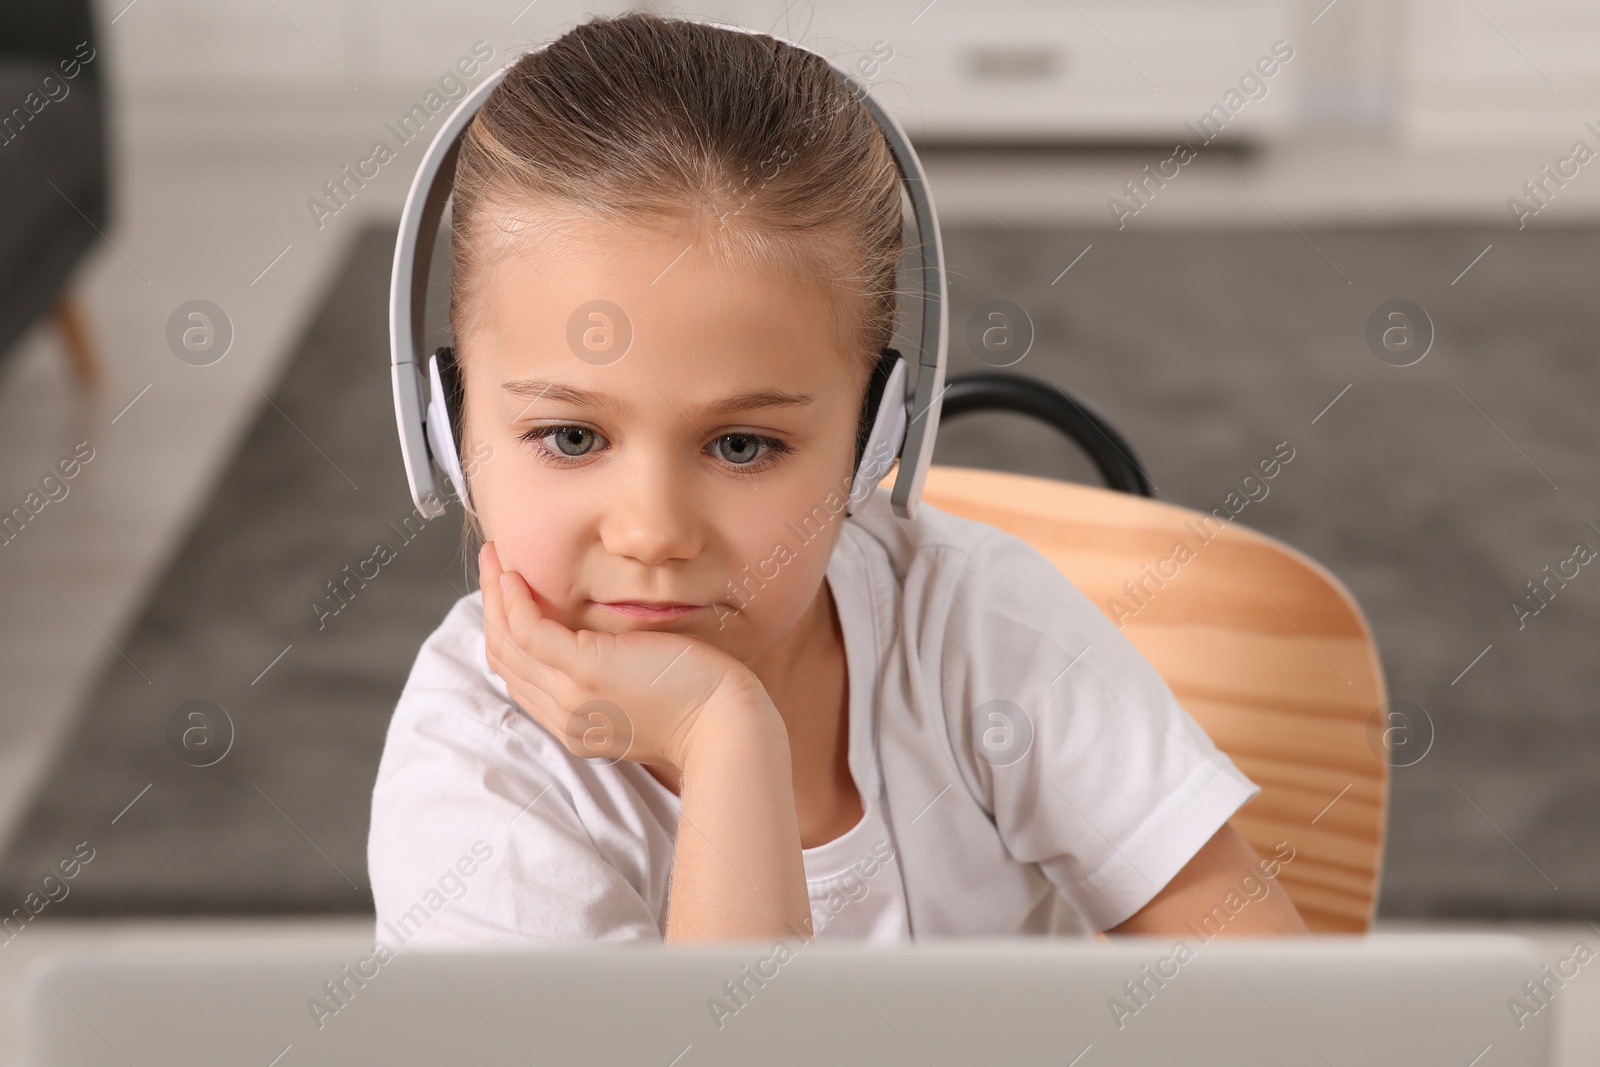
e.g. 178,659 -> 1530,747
1402,0 -> 1600,143
110,0 -> 1316,147
686,1 -> 1305,142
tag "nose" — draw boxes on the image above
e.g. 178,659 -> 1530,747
596,446 -> 705,567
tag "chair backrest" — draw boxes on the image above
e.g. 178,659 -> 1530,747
915,465 -> 1390,934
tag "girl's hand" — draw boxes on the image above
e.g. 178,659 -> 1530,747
477,541 -> 771,772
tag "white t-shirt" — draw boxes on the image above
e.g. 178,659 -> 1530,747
366,485 -> 1261,949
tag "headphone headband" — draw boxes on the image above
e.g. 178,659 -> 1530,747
389,20 -> 947,520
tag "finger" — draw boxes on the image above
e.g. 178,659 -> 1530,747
490,643 -> 556,712
478,541 -> 512,672
481,544 -> 544,664
485,624 -> 568,717
479,541 -> 505,628
498,666 -> 565,731
497,567 -> 569,683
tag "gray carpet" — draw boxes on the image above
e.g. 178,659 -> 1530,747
2,217 -> 1596,920
0,224 -> 468,916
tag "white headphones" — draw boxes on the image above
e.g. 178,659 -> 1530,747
388,19 -> 948,521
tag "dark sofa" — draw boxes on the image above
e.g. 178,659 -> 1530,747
0,1 -> 108,387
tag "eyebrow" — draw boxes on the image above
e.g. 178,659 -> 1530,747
502,378 -> 818,421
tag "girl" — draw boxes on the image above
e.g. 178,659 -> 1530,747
368,11 -> 1307,946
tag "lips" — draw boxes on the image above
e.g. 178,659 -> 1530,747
599,601 -> 702,620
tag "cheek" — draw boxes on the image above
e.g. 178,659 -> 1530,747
497,535 -> 590,630
719,491 -> 843,617
470,459 -> 586,624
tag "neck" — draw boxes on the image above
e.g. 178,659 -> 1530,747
753,578 -> 840,728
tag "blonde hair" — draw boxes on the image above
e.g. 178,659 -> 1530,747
446,11 -> 906,557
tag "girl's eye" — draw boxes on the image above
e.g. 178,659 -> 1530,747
521,424 -> 602,459
711,432 -> 798,472
712,432 -> 790,469
550,428 -> 601,457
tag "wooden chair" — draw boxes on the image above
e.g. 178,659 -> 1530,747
915,374 -> 1390,933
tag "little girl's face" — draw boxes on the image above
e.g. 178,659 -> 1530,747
458,213 -> 872,667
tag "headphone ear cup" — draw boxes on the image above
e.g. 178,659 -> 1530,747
425,347 -> 476,516
847,351 -> 909,516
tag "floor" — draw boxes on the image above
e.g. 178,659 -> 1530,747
3,135 -> 1599,1064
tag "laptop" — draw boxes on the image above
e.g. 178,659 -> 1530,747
24,933 -> 1553,1065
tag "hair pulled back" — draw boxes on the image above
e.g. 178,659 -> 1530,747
449,11 -> 906,375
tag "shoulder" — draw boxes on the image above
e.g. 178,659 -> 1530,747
368,590 -> 671,945
837,486 -> 1014,595
840,484 -> 1003,563
839,488 -> 1104,645
371,588 -> 560,816
400,587 -> 501,705
842,490 -> 1261,932
368,585 -> 671,832
837,491 -> 1120,789
378,589 -> 534,764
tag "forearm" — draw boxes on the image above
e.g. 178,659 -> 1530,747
663,699 -> 811,943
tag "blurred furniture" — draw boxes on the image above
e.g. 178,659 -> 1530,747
697,0 -> 1304,143
0,0 -> 108,388
923,374 -> 1390,932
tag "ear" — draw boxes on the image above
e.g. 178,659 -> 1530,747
847,348 -> 908,516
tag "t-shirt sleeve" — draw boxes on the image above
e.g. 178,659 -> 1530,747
939,530 -> 1262,932
367,596 -> 663,948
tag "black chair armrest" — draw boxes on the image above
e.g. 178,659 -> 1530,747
938,372 -> 1155,498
